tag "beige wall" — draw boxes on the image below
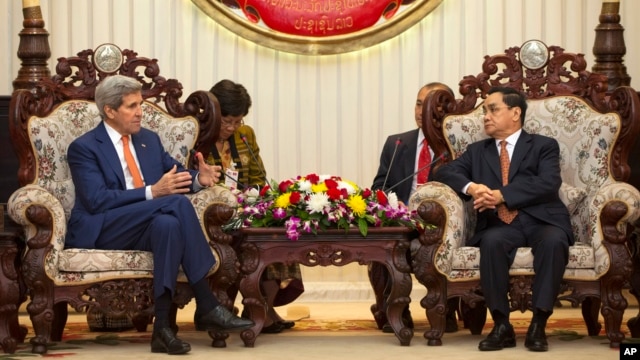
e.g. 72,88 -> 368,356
3,0 -> 639,299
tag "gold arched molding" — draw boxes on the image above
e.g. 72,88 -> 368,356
191,0 -> 443,55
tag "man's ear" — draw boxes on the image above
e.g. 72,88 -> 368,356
512,107 -> 522,121
104,105 -> 115,119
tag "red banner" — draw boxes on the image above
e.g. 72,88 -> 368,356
194,0 -> 442,54
234,0 -> 411,37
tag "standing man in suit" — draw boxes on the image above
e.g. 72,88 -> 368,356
433,86 -> 573,352
66,75 -> 253,355
371,82 -> 460,333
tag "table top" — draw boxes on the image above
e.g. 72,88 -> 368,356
240,226 -> 415,242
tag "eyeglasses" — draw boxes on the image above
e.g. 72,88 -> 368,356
221,118 -> 244,128
482,105 -> 513,115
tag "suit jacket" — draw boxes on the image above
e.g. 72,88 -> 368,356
433,130 -> 575,245
208,125 -> 267,188
66,121 -> 197,248
372,129 -> 422,204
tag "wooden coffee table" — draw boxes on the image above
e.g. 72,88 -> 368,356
236,227 -> 414,347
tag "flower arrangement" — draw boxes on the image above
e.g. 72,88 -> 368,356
223,173 -> 426,241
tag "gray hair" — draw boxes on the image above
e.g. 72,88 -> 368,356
95,75 -> 142,119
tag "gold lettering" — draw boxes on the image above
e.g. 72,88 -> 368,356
262,0 -> 371,11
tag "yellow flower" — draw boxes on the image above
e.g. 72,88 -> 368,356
275,193 -> 292,208
346,194 -> 366,216
311,182 -> 328,193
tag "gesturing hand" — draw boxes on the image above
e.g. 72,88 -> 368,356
151,165 -> 193,198
193,151 -> 222,187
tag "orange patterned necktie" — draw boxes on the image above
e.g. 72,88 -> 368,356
417,138 -> 431,185
497,140 -> 518,223
122,136 -> 144,188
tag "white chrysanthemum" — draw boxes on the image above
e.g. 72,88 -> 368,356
318,174 -> 333,182
244,187 -> 261,203
297,180 -> 312,192
387,192 -> 400,208
306,193 -> 330,213
337,181 -> 356,195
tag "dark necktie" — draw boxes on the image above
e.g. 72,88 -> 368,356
497,140 -> 518,223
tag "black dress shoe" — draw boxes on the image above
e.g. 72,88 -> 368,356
261,322 -> 285,334
151,327 -> 191,355
194,305 -> 255,332
278,320 -> 295,329
525,322 -> 548,352
478,323 -> 516,351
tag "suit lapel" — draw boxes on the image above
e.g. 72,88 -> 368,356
131,132 -> 149,182
482,139 -> 502,182
401,129 -> 419,176
509,131 -> 533,181
95,122 -> 127,188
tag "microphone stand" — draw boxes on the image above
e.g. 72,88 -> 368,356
385,151 -> 449,193
240,134 -> 269,185
382,138 -> 402,191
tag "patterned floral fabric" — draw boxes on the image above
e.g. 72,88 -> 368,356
8,100 -> 237,286
409,96 -> 640,281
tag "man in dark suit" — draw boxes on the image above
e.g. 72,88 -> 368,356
433,86 -> 573,352
66,75 -> 253,355
371,82 -> 460,333
372,82 -> 453,204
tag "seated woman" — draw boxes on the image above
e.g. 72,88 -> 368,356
208,79 -> 305,333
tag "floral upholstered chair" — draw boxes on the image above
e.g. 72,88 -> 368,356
408,41 -> 640,348
8,45 -> 239,354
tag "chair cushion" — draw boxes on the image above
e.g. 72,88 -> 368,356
58,249 -> 154,272
57,248 -> 220,284
450,242 -> 595,271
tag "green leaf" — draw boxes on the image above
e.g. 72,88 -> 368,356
358,218 -> 368,236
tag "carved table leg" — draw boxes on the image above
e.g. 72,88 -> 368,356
386,242 -> 413,346
0,231 -> 25,354
385,260 -> 413,346
239,263 -> 266,347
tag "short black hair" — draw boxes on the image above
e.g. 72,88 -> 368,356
209,79 -> 252,117
487,87 -> 527,123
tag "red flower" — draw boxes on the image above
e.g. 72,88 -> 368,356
327,188 -> 343,201
376,190 -> 388,206
290,191 -> 302,204
362,189 -> 372,198
305,173 -> 320,184
259,185 -> 271,196
278,179 -> 293,193
324,178 -> 338,189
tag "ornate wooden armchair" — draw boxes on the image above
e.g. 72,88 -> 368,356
8,44 -> 240,353
409,41 -> 640,348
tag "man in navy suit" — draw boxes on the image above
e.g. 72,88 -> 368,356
371,82 -> 460,333
66,75 -> 253,355
433,87 -> 573,352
